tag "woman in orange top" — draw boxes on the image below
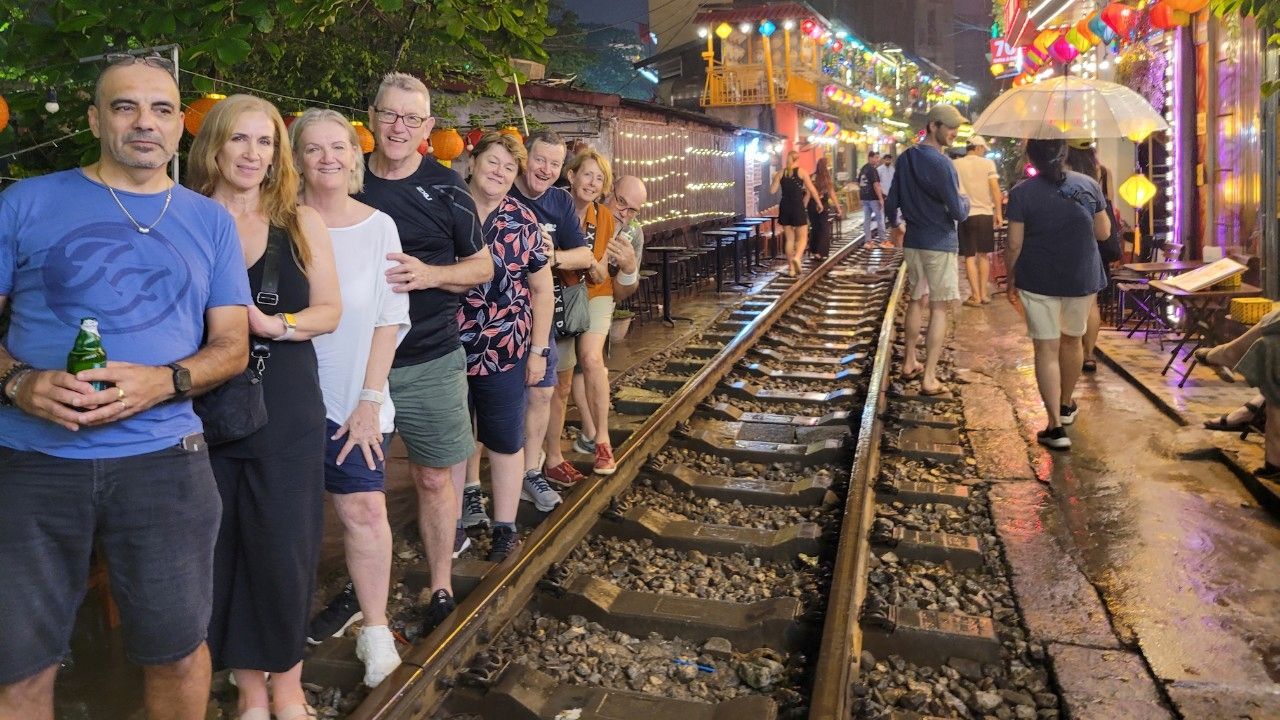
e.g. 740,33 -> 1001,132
544,149 -> 620,477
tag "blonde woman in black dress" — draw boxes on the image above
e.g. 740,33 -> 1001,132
770,150 -> 822,276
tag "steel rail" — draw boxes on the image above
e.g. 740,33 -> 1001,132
806,261 -> 906,719
352,236 -> 869,720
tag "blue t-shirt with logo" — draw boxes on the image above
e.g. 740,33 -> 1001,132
1007,171 -> 1108,297
0,169 -> 251,458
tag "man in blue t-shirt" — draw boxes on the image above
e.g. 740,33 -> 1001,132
506,129 -> 593,498
0,58 -> 251,715
885,104 -> 971,396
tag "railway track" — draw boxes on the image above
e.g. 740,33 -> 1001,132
282,230 -> 1062,720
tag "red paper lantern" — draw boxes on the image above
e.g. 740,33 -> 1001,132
352,121 -> 375,153
0,94 -> 8,134
429,128 -> 465,162
184,93 -> 226,136
1149,2 -> 1190,29
800,19 -> 817,36
1101,2 -> 1136,37
283,111 -> 303,129
465,127 -> 486,151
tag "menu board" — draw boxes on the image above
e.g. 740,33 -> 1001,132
1164,258 -> 1247,293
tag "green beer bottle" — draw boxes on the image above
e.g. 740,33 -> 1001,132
67,317 -> 109,392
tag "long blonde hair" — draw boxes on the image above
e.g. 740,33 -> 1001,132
186,94 -> 309,267
565,148 -> 613,197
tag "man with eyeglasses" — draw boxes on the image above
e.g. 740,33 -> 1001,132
0,54 -> 252,716
342,71 -> 493,637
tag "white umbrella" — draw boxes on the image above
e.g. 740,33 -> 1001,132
971,75 -> 1169,140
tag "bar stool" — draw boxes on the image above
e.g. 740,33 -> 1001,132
721,224 -> 756,283
700,229 -> 741,292
646,244 -> 693,325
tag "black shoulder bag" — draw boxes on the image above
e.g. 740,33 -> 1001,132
552,206 -> 593,337
193,231 -> 279,445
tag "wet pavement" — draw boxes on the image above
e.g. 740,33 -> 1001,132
950,296 -> 1280,718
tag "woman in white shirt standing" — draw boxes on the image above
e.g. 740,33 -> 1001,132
290,109 -> 410,688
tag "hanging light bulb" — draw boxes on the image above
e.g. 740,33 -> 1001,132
44,88 -> 59,114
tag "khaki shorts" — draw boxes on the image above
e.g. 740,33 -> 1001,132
904,248 -> 960,303
1019,290 -> 1093,340
556,297 -> 615,372
388,347 -> 475,467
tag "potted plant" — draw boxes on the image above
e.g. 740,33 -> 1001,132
609,308 -> 635,341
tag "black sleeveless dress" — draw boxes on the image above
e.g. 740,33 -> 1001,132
779,169 -> 808,226
207,225 -> 326,672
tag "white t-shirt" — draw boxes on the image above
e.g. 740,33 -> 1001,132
952,154 -> 1000,216
312,210 -> 411,433
877,164 -> 895,196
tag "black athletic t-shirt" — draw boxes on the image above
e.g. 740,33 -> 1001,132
355,155 -> 485,367
858,163 -> 881,201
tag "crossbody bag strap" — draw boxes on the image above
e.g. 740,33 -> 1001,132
256,227 -> 285,308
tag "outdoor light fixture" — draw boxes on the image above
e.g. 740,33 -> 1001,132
759,20 -> 776,37
738,22 -> 751,34
43,88 -> 59,114
638,68 -> 659,83
783,19 -> 795,31
697,26 -> 709,39
715,22 -> 732,39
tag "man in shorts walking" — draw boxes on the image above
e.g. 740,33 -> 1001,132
353,72 -> 493,631
885,104 -> 971,395
952,136 -> 1003,306
0,55 -> 251,716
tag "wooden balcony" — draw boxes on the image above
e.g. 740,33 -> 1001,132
701,64 -> 820,108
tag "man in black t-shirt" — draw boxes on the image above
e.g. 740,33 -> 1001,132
347,72 -> 492,635
858,152 -> 885,243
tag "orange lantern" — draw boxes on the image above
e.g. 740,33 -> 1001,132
0,94 -> 8,134
1149,2 -> 1190,29
1101,2 -> 1136,37
429,127 -> 465,163
352,121 -> 375,153
499,126 -> 523,145
184,93 -> 226,136
1167,0 -> 1209,12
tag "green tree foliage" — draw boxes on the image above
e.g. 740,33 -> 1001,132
0,0 -> 553,174
543,3 -> 653,101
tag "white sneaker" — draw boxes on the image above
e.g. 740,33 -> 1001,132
355,625 -> 402,688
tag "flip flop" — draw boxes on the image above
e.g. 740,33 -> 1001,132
900,369 -> 922,382
1192,348 -> 1236,383
918,385 -> 951,397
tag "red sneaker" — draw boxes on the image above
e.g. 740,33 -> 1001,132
543,460 -> 585,489
593,442 -> 616,475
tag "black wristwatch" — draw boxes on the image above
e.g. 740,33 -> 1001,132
530,345 -> 550,358
167,362 -> 193,398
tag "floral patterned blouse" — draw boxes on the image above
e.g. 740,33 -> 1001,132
458,195 -> 548,375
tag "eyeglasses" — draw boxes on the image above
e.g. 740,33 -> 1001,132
373,108 -> 428,128
104,52 -> 175,72
612,192 -> 642,216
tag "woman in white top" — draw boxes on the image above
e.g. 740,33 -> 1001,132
290,109 -> 410,689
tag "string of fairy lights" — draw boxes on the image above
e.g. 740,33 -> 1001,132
612,123 -> 736,227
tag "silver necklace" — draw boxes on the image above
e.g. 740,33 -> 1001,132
95,167 -> 173,234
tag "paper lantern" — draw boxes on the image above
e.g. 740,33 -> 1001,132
499,126 -> 523,144
1167,0 -> 1209,12
283,111 -> 303,129
1101,3 -> 1136,37
1089,14 -> 1117,43
715,22 -> 732,39
465,127 -> 485,150
1076,18 -> 1101,44
429,128 -> 464,162
1050,35 -> 1080,63
1118,174 -> 1157,207
0,94 -> 8,134
801,19 -> 817,36
1149,2 -> 1190,29
184,93 -> 226,136
351,121 -> 374,153
1065,28 -> 1093,53
1033,29 -> 1060,56
758,20 -> 776,37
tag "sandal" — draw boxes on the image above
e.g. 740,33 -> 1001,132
1204,400 -> 1265,440
899,368 -> 922,382
1192,348 -> 1236,383
1082,359 -> 1097,373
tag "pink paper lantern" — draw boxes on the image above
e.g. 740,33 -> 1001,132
1049,35 -> 1080,63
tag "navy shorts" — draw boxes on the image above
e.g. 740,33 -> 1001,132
323,418 -> 392,494
0,442 -> 220,684
468,358 -> 528,454
531,330 -> 559,389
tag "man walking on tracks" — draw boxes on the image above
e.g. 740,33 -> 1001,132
857,152 -> 885,245
885,104 -> 971,395
348,71 -> 493,634
952,135 -> 1003,306
0,55 -> 251,716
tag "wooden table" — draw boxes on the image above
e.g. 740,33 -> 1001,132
1149,279 -> 1262,387
1114,261 -> 1205,338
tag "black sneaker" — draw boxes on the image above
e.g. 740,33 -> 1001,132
452,527 -> 471,558
488,525 -> 521,563
421,589 -> 456,633
307,581 -> 362,645
1060,401 -> 1079,426
1037,426 -> 1071,450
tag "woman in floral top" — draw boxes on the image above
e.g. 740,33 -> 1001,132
457,132 -> 554,561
